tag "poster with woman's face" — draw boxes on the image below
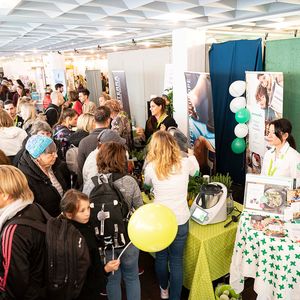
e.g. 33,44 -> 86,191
246,72 -> 284,174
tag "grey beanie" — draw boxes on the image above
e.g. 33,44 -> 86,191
97,129 -> 126,145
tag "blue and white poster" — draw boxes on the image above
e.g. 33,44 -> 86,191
185,72 -> 216,174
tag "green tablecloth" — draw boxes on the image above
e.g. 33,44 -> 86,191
183,202 -> 243,300
230,210 -> 300,300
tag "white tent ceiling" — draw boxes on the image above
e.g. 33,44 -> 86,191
1,0 -> 300,56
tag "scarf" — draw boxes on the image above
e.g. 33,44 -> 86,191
0,199 -> 33,232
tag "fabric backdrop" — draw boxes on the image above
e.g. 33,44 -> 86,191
209,39 -> 263,184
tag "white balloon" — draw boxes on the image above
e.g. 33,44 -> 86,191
229,96 -> 246,113
234,123 -> 249,138
229,80 -> 246,97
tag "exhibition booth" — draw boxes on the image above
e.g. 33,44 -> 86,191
1,28 -> 300,300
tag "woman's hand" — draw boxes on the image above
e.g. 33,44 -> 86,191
104,259 -> 120,273
160,124 -> 166,131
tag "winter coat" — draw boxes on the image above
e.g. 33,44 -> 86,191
53,125 -> 73,159
18,151 -> 70,217
71,220 -> 107,300
0,203 -> 47,300
0,126 -> 27,157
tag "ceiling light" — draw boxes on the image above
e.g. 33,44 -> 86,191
0,0 -> 21,15
113,46 -> 118,51
143,41 -> 151,47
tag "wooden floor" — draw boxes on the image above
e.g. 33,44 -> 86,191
100,251 -> 257,299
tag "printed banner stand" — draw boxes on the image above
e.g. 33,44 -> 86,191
112,70 -> 131,118
245,71 -> 284,174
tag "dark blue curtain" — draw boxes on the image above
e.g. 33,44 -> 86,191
209,39 -> 262,184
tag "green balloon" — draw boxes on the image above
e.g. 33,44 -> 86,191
231,138 -> 246,154
235,108 -> 250,123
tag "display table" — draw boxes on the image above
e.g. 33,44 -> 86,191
230,210 -> 300,300
183,202 -> 243,300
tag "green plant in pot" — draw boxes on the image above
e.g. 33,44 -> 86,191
187,175 -> 203,206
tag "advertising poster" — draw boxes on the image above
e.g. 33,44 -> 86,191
184,72 -> 215,174
112,70 -> 131,118
246,72 -> 283,174
53,69 -> 67,97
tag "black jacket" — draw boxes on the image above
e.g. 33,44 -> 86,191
145,115 -> 177,140
0,204 -> 47,300
71,221 -> 107,300
68,130 -> 89,147
18,150 -> 70,217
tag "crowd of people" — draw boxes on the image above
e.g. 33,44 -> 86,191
0,77 -> 201,300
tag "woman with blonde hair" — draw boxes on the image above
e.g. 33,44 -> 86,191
144,131 -> 199,300
105,99 -> 133,150
0,165 -> 47,298
18,101 -> 36,132
68,113 -> 95,147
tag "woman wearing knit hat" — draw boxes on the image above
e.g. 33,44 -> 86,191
18,135 -> 70,216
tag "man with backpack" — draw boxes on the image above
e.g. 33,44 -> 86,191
77,106 -> 111,185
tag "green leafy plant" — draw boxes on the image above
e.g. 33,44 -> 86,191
163,87 -> 174,116
130,149 -> 145,161
211,173 -> 233,191
187,175 -> 203,201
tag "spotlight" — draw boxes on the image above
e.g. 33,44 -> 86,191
57,51 -> 62,55
294,30 -> 298,37
132,38 -> 136,46
264,33 -> 269,41
97,45 -> 102,50
74,48 -> 79,54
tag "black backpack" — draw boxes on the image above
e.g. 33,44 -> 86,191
89,173 -> 130,250
6,204 -> 90,300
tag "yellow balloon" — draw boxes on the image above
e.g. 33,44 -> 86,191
128,203 -> 178,252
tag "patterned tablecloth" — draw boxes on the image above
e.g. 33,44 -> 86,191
230,210 -> 300,300
183,202 -> 243,300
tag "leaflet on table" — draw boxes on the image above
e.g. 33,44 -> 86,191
250,214 -> 285,237
243,174 -> 295,216
284,202 -> 300,221
285,223 -> 300,243
287,189 -> 300,205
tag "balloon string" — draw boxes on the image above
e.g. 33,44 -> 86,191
118,241 -> 132,260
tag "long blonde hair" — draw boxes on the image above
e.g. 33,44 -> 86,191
0,165 -> 34,201
146,131 -> 182,180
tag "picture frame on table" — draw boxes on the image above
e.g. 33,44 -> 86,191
244,174 -> 296,215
